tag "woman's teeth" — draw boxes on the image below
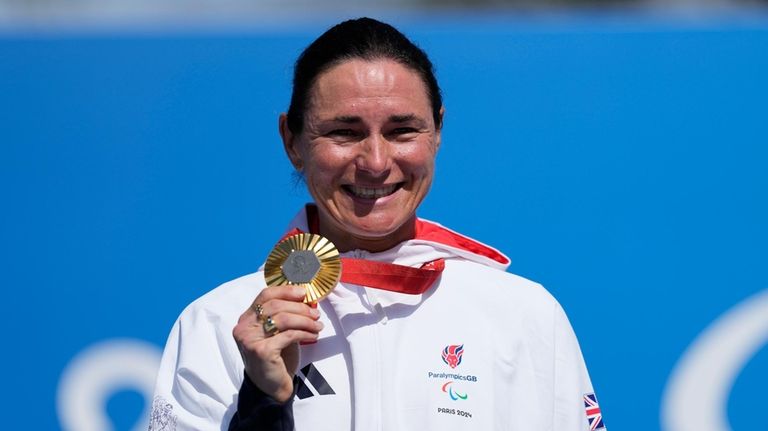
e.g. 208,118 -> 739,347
347,184 -> 399,199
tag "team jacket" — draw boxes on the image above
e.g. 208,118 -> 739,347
150,207 -> 604,431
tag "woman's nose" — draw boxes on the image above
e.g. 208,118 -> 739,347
356,135 -> 392,175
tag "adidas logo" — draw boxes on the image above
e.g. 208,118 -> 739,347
294,363 -> 336,400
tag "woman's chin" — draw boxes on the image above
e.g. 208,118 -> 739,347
326,215 -> 415,252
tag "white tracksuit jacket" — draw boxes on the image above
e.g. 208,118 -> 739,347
151,207 -> 603,431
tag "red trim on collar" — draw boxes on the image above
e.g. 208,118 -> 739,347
415,218 -> 509,265
306,203 -> 506,265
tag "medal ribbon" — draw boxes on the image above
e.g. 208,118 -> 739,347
281,227 -> 445,295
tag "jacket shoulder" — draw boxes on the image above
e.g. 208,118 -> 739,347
440,259 -> 566,325
178,272 -> 266,324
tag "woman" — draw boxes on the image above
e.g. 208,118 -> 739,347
151,18 -> 602,431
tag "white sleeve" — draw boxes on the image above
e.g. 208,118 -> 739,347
149,304 -> 245,431
553,303 -> 604,431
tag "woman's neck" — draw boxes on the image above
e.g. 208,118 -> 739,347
311,207 -> 417,253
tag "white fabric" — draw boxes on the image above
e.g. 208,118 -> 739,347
151,208 -> 597,430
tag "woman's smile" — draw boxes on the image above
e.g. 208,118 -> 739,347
342,183 -> 403,200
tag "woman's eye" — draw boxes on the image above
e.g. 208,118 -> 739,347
327,129 -> 356,137
389,128 -> 420,139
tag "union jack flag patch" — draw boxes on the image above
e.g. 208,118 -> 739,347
583,393 -> 606,430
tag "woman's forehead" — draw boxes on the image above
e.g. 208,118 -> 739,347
307,59 -> 432,118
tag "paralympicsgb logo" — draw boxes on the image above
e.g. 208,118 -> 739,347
442,344 -> 464,369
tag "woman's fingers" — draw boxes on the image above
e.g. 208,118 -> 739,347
232,284 -> 324,402
233,314 -> 322,351
251,285 -> 307,310
267,309 -> 324,333
257,298 -> 321,324
239,285 -> 318,325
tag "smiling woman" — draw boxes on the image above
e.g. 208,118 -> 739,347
281,58 -> 442,252
150,17 -> 601,431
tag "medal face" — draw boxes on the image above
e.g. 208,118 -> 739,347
264,233 -> 341,303
282,250 -> 321,284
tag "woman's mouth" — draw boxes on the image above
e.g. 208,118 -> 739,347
343,183 -> 402,199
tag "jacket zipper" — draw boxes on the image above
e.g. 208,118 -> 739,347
352,248 -> 384,430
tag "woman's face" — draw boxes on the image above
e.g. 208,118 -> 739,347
281,59 -> 442,252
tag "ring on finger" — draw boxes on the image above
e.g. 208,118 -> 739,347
253,303 -> 266,322
263,316 -> 279,337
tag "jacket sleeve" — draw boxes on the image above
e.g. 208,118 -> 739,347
552,303 -> 604,431
227,372 -> 295,431
149,304 -> 243,431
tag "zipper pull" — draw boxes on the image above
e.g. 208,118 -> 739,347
365,287 -> 388,325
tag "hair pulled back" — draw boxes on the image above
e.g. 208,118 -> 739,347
286,17 -> 443,134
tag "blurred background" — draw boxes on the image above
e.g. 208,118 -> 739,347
1,1 -> 767,430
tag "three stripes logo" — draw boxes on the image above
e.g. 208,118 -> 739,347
293,363 -> 336,400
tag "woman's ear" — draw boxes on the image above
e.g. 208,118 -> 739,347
279,113 -> 303,171
435,106 -> 445,151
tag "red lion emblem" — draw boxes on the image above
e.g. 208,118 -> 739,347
442,344 -> 464,369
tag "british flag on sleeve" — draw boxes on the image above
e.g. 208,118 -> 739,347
583,393 -> 606,430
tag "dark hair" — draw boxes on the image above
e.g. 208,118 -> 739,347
286,17 -> 443,134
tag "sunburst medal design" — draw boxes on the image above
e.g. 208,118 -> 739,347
264,233 -> 341,303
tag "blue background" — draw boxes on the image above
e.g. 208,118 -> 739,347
1,13 -> 767,430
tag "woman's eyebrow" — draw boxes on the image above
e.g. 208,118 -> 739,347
390,113 -> 417,123
390,114 -> 429,125
331,115 -> 362,123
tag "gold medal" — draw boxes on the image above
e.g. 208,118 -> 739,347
264,233 -> 341,303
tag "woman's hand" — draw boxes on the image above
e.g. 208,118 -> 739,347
232,285 -> 323,403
